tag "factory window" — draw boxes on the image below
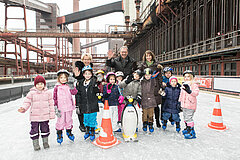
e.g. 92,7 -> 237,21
178,66 -> 183,76
200,64 -> 208,75
211,64 -> 221,75
192,65 -> 198,75
224,62 -> 236,76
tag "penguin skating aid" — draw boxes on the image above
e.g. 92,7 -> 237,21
121,96 -> 139,142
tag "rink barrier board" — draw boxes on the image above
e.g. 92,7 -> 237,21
0,81 -> 57,104
0,89 -> 11,104
177,76 -> 240,96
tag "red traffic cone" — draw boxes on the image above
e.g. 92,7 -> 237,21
208,95 -> 227,130
92,100 -> 121,149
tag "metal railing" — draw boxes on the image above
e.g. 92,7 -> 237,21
156,30 -> 240,63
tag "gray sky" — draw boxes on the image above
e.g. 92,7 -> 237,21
0,0 -> 124,58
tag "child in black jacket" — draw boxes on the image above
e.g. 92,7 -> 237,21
76,66 -> 99,141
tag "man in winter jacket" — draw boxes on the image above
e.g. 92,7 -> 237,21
106,46 -> 137,78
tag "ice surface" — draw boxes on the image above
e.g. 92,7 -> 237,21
0,91 -> 239,160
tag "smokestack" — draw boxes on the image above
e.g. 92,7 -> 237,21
72,0 -> 80,67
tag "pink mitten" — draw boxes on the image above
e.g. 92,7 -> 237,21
107,83 -> 112,94
118,95 -> 124,104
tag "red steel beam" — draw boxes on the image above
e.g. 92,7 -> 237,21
0,32 -> 133,38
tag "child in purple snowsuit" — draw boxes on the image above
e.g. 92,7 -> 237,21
18,75 -> 55,151
53,69 -> 78,144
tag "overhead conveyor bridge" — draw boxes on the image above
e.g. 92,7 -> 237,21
0,0 -> 52,13
57,1 -> 123,25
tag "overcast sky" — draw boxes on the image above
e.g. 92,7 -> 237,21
0,0 -> 124,58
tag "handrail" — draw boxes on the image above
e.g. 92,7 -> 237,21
156,29 -> 240,62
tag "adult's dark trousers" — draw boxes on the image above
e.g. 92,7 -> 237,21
77,113 -> 85,130
154,106 -> 160,123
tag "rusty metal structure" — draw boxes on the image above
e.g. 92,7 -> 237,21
0,0 -> 130,76
127,0 -> 240,76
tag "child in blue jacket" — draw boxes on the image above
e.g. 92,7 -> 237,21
160,76 -> 181,132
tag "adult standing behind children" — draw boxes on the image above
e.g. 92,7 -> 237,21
73,53 -> 94,132
138,50 -> 163,128
106,46 -> 137,78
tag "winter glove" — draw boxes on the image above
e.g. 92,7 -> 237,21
54,106 -> 61,118
136,94 -> 142,104
107,83 -> 113,94
183,84 -> 192,94
158,88 -> 166,96
177,102 -> 182,112
76,106 -> 81,115
118,95 -> 124,104
125,74 -> 134,84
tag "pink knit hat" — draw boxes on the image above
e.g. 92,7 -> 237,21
169,76 -> 178,83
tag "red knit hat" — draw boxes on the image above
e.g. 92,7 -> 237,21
34,75 -> 46,86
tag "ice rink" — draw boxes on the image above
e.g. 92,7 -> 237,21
0,91 -> 239,160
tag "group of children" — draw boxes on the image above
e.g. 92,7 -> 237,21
18,65 -> 199,151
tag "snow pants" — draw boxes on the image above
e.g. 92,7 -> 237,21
182,108 -> 195,127
142,107 -> 154,123
30,121 -> 49,140
84,112 -> 97,128
162,112 -> 181,122
109,106 -> 119,131
118,103 -> 125,122
56,111 -> 73,130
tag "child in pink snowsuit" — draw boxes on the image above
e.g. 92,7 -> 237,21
116,71 -> 125,122
179,70 -> 199,139
18,75 -> 55,151
53,69 -> 78,144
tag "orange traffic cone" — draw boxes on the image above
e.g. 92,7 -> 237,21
208,95 -> 227,130
92,100 -> 121,149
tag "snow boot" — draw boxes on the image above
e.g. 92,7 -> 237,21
57,130 -> 63,144
148,122 -> 154,132
176,122 -> 181,133
162,120 -> 167,130
143,121 -> 148,132
42,137 -> 49,149
182,122 -> 188,135
90,127 -> 95,142
32,139 -> 40,151
156,119 -> 161,128
66,129 -> 75,142
184,127 -> 196,139
84,126 -> 90,140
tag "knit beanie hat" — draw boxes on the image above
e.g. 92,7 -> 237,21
169,76 -> 178,84
34,75 -> 46,86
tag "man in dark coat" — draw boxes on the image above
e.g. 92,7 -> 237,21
106,46 -> 137,78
